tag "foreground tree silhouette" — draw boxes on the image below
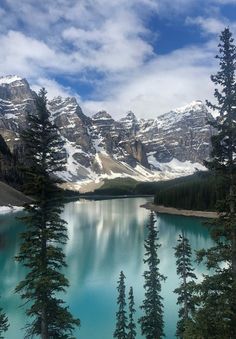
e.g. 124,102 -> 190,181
127,287 -> 136,339
139,212 -> 166,339
174,233 -> 197,338
0,305 -> 9,338
0,226 -> 9,338
186,28 -> 236,338
114,271 -> 128,339
16,88 -> 79,338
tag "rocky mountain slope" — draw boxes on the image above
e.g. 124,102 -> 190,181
0,75 -> 214,190
0,181 -> 32,207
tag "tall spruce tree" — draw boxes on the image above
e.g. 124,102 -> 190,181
0,305 -> 9,338
174,232 -> 197,338
138,212 -> 166,339
0,227 -> 9,337
127,287 -> 136,339
186,28 -> 236,338
16,88 -> 80,338
114,271 -> 128,339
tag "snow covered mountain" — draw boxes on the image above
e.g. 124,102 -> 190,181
0,76 -> 213,191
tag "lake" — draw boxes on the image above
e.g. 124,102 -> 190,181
0,197 -> 213,338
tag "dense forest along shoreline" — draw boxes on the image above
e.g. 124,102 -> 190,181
141,202 -> 218,219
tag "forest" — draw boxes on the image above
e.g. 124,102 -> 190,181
153,171 -> 227,211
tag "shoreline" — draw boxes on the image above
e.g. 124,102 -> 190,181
141,202 -> 218,219
80,194 -> 153,200
0,205 -> 24,215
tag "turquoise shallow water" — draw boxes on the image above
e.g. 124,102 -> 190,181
0,197 -> 213,339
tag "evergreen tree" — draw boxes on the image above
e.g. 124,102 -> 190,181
20,88 -> 66,197
16,88 -> 80,338
138,212 -> 166,339
186,28 -> 236,338
173,232 -> 197,338
0,305 -> 9,338
127,287 -> 136,339
114,271 -> 128,339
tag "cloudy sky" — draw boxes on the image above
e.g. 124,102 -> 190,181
0,0 -> 236,118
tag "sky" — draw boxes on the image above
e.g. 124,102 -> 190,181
0,0 -> 236,119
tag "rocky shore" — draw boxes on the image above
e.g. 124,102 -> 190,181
141,202 -> 218,219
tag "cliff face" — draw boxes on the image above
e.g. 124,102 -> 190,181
0,129 -> 23,188
0,75 -> 214,184
135,101 -> 214,166
0,76 -> 37,132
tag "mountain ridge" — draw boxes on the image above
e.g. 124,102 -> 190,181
0,75 -> 213,191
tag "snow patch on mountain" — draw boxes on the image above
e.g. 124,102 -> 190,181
92,111 -> 113,121
0,75 -> 23,85
95,153 -> 103,169
158,158 -> 206,174
174,100 -> 205,114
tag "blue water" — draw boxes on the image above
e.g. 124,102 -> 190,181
0,197 -> 213,338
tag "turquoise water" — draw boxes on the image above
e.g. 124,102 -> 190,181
0,197 -> 213,338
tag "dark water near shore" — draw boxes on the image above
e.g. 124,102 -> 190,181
0,197 -> 213,338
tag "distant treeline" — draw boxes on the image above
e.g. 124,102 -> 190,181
91,177 -> 165,196
154,171 -> 227,211
91,172 -> 228,211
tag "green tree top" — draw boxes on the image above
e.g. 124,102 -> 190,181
127,287 -> 136,339
139,212 -> 166,339
22,87 -> 66,199
174,233 -> 197,338
114,271 -> 128,339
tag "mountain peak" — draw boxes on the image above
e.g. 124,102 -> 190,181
49,96 -> 77,106
120,111 -> 138,122
173,100 -> 206,114
125,111 -> 137,120
0,75 -> 24,85
92,111 -> 113,120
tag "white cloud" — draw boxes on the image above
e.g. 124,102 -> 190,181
62,10 -> 153,72
0,0 -> 235,119
186,16 -> 226,35
186,15 -> 236,37
82,42 -> 217,118
214,0 -> 236,3
0,1 -> 155,75
31,78 -> 80,101
0,30 -> 68,77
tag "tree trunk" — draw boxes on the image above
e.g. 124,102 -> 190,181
229,169 -> 236,277
229,169 -> 236,337
41,175 -> 48,339
182,232 -> 188,321
41,306 -> 48,339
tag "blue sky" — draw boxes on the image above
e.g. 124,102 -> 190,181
0,0 -> 236,118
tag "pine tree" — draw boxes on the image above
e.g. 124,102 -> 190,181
20,88 -> 66,198
0,305 -> 9,338
138,212 -> 166,339
173,232 -> 197,338
114,271 -> 128,339
16,88 -> 80,338
127,287 -> 136,339
186,28 -> 236,338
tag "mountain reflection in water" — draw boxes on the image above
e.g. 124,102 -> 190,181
0,197 -> 213,339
